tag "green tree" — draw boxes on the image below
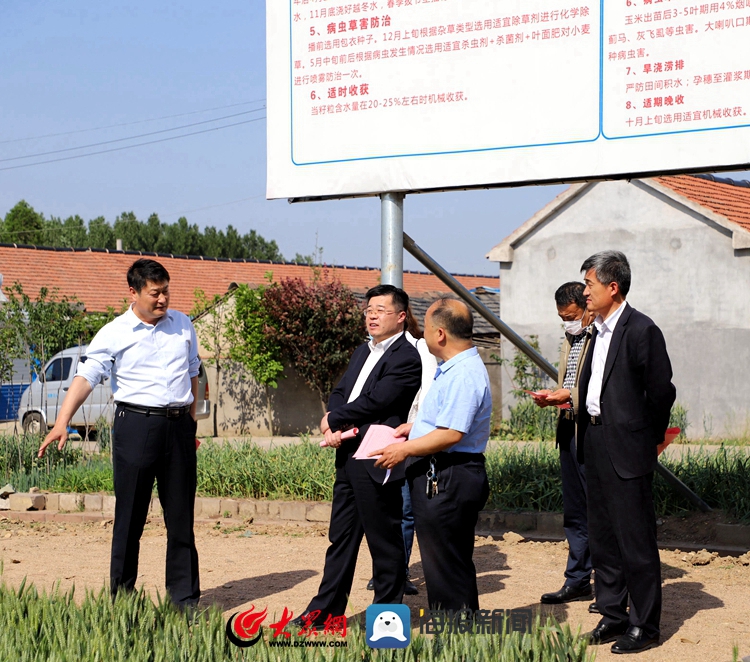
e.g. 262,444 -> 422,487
225,282 -> 284,388
0,282 -> 113,382
241,229 -> 283,262
42,215 -> 88,248
87,216 -> 115,249
157,217 -> 204,256
2,200 -> 45,245
202,226 -> 224,257
113,212 -> 147,251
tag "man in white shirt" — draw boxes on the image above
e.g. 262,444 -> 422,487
295,284 -> 421,627
576,251 -> 675,654
39,259 -> 201,609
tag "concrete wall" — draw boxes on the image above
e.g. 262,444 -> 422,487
494,180 -> 750,439
196,361 -> 325,438
197,351 -> 504,438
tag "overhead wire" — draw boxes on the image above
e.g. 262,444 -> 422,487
0,107 -> 266,163
0,98 -> 267,145
0,116 -> 265,172
161,194 -> 267,218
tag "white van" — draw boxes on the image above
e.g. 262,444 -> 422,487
17,345 -> 210,435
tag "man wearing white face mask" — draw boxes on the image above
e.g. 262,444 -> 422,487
532,282 -> 596,606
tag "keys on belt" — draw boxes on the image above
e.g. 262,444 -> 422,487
425,457 -> 439,499
589,415 -> 603,426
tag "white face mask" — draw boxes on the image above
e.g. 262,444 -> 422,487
563,318 -> 585,336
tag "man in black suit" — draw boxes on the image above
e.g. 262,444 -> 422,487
295,284 -> 422,626
577,251 -> 675,654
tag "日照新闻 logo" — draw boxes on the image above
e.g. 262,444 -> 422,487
366,604 -> 411,649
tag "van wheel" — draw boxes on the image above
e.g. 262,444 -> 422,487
23,412 -> 44,435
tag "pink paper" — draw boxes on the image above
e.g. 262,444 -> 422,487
319,427 -> 359,448
352,424 -> 406,460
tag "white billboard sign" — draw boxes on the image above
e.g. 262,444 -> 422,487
267,0 -> 750,199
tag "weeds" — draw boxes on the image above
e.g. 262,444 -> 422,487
3,435 -> 750,520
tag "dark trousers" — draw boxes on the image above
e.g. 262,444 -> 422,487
409,453 -> 489,612
559,420 -> 592,588
306,450 -> 406,619
585,425 -> 661,638
401,481 -> 415,568
111,405 -> 200,606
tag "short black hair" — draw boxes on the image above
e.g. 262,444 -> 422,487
127,259 -> 170,292
430,298 -> 473,340
580,251 -> 631,297
554,282 -> 586,309
365,284 -> 409,312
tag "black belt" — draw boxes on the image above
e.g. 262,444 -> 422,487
407,451 -> 485,473
117,402 -> 191,419
589,415 -> 603,426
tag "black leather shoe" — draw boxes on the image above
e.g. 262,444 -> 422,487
290,612 -> 324,628
540,584 -> 593,604
588,602 -> 600,614
587,621 -> 629,645
366,578 -> 374,591
404,579 -> 418,596
611,627 -> 659,654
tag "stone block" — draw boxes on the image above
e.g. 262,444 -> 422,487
267,502 -> 281,519
0,498 -> 9,510
84,494 -> 103,512
238,501 -> 256,519
59,493 -> 83,512
716,523 -> 750,547
536,512 -> 565,536
50,512 -> 84,523
306,503 -> 332,522
253,500 -> 270,517
102,496 -> 116,515
45,494 -> 60,511
505,512 -> 536,532
9,493 -> 46,511
279,502 -> 308,521
220,499 -> 240,517
199,498 -> 221,519
476,510 -> 500,532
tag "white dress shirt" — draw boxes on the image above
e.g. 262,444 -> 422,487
347,332 -> 403,403
77,305 -> 201,407
585,302 -> 628,417
405,331 -> 439,422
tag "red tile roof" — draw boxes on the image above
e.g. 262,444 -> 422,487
0,245 -> 498,314
654,174 -> 750,232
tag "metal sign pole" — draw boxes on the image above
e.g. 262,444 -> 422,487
380,192 -> 404,288
402,231 -> 711,513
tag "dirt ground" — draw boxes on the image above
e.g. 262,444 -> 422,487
1,515 -> 748,662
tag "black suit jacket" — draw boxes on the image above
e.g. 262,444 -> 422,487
577,304 -> 676,479
327,333 -> 421,482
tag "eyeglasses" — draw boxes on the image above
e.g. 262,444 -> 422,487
362,307 -> 399,318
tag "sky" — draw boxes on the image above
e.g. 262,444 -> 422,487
0,1 -> 572,277
2,3 -> 748,278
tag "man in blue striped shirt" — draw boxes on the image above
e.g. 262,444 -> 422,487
372,298 -> 492,612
